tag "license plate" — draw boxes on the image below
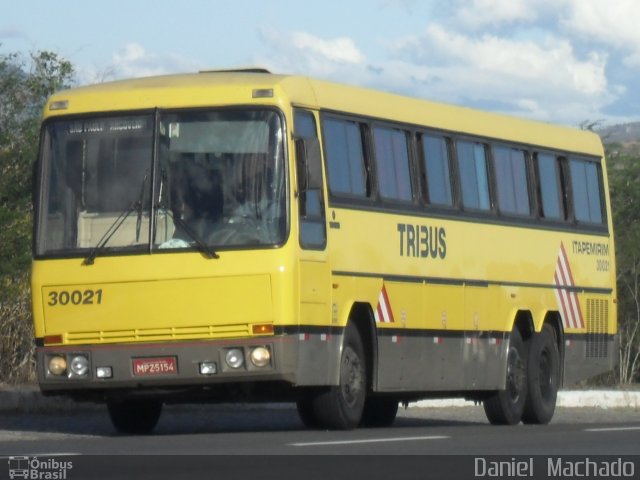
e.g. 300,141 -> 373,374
132,357 -> 177,376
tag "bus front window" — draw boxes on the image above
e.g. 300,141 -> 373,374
155,109 -> 286,251
36,115 -> 154,256
36,109 -> 287,258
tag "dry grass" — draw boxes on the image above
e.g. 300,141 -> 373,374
0,280 -> 36,384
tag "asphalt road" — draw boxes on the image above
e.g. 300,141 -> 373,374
0,404 -> 638,479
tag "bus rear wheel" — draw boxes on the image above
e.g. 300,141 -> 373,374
522,325 -> 560,424
483,328 -> 527,425
107,398 -> 163,434
311,324 -> 367,430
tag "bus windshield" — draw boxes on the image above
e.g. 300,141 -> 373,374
36,109 -> 287,257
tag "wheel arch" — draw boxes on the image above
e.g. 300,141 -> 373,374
513,309 -> 535,343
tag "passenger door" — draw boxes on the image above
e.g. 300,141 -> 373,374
294,109 -> 333,385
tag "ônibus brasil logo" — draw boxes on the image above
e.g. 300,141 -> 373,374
8,457 -> 73,479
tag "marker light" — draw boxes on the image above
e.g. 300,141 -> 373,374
48,100 -> 69,111
249,347 -> 271,367
252,324 -> 274,335
48,356 -> 67,376
44,334 -> 63,345
225,348 -> 244,369
199,362 -> 217,375
96,367 -> 113,379
70,355 -> 89,376
252,88 -> 273,98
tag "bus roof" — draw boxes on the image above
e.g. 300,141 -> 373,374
45,70 -> 604,157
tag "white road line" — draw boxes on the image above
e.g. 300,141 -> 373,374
585,426 -> 640,432
290,435 -> 449,447
0,453 -> 82,458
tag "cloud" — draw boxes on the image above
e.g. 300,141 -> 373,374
79,43 -> 202,84
561,0 -> 640,69
454,0 -> 539,28
290,32 -> 365,65
0,26 -> 27,40
386,24 -> 617,122
408,25 -> 608,96
64,2 -> 636,127
257,29 -> 365,78
111,43 -> 201,78
251,0 -> 630,125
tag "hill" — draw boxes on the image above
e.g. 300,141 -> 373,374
597,122 -> 640,155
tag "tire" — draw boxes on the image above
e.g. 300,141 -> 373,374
483,329 -> 528,425
360,396 -> 399,428
107,398 -> 163,434
296,393 -> 320,429
312,325 -> 367,430
522,325 -> 560,424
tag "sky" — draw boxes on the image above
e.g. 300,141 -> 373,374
2,0 -> 640,128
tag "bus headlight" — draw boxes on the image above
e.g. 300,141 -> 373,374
249,347 -> 271,367
225,348 -> 244,369
48,356 -> 67,376
70,355 -> 89,376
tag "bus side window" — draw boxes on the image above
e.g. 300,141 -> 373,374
372,126 -> 412,202
534,152 -> 564,221
421,134 -> 454,207
322,116 -> 369,198
493,145 -> 530,216
294,109 -> 326,250
568,157 -> 604,224
456,140 -> 491,211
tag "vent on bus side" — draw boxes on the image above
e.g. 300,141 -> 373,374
586,298 -> 609,358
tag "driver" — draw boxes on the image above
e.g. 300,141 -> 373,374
171,157 -> 223,242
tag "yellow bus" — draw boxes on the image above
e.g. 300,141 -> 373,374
32,70 -> 617,433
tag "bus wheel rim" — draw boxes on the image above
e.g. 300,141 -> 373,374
506,346 -> 525,403
341,346 -> 363,407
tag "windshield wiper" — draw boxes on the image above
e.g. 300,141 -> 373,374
162,209 -> 220,260
82,200 -> 139,266
135,174 -> 149,242
155,169 -> 219,260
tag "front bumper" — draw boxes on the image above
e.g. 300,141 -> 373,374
36,335 -> 298,395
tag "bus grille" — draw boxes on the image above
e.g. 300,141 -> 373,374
65,323 -> 251,344
586,298 -> 609,358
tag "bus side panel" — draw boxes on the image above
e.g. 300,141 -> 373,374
294,331 -> 343,386
376,334 -> 468,391
374,282 -> 507,392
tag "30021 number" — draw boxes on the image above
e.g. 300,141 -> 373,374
47,289 -> 103,306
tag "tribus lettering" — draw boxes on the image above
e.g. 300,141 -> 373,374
397,223 -> 446,259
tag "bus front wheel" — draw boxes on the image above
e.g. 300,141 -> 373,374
360,396 -> 399,427
107,398 -> 163,434
296,392 -> 320,428
312,324 -> 367,430
483,328 -> 528,425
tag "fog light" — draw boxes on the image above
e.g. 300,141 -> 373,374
70,355 -> 89,376
96,366 -> 113,379
225,348 -> 244,369
199,362 -> 217,375
249,347 -> 271,367
48,356 -> 67,376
